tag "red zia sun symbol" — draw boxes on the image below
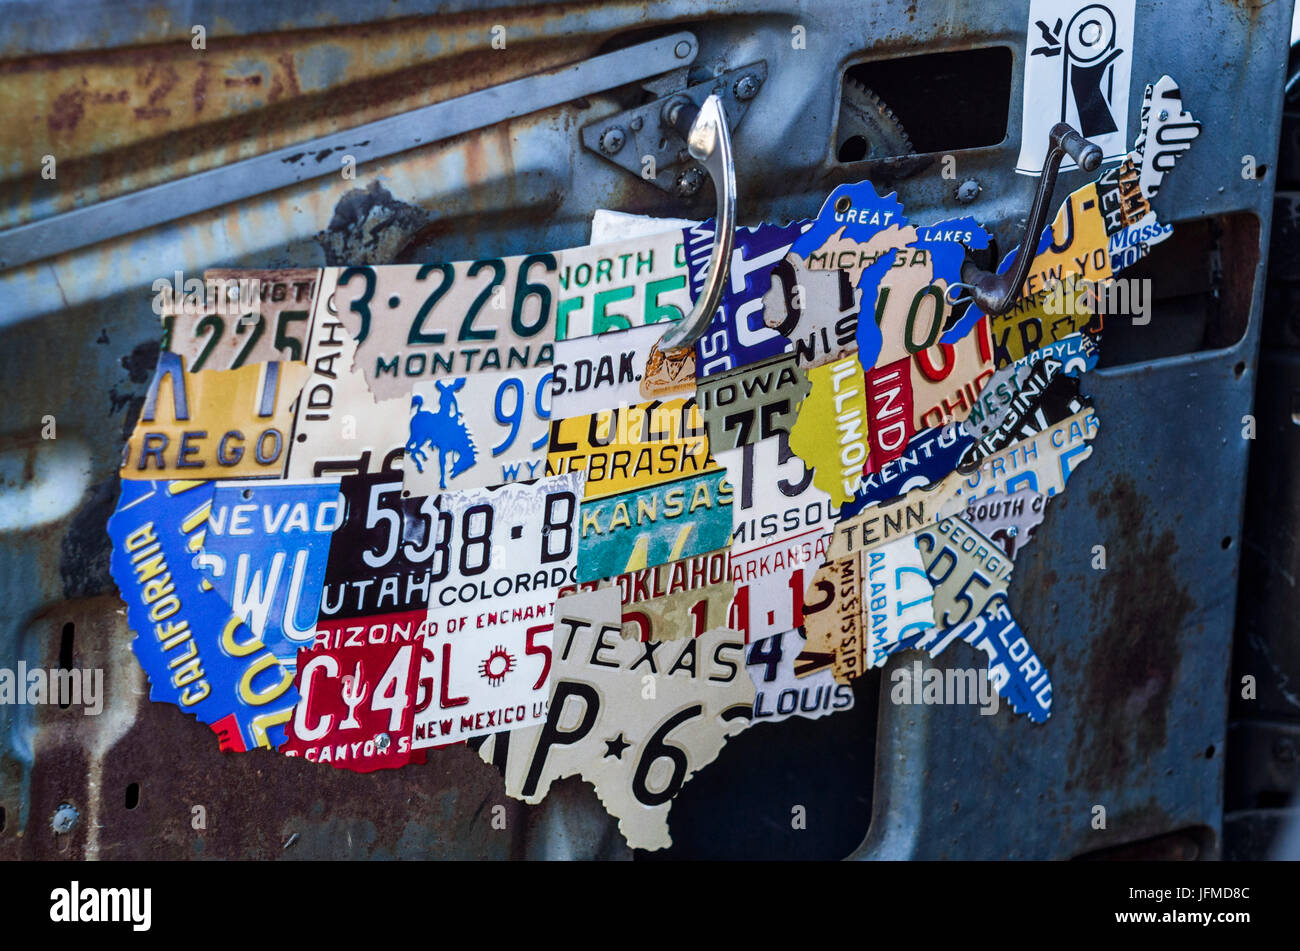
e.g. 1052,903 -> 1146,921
478,646 -> 516,686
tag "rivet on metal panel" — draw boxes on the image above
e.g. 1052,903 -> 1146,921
674,166 -> 705,196
733,74 -> 761,101
50,802 -> 79,834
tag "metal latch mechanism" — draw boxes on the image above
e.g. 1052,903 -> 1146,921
581,61 -> 765,196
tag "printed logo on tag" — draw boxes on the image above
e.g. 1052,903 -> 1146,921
1015,0 -> 1136,175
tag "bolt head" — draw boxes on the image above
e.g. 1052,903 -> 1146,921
956,179 -> 982,203
51,802 -> 79,834
599,127 -> 626,155
734,74 -> 760,101
675,166 -> 705,197
629,116 -> 643,132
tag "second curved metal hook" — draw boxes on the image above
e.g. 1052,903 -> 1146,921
656,94 -> 737,354
956,122 -> 1103,317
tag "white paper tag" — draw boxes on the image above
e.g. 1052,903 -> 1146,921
1015,0 -> 1136,175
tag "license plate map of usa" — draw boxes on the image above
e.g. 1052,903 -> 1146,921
105,75 -> 1199,849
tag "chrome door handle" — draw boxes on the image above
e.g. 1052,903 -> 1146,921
950,122 -> 1103,317
656,93 -> 736,353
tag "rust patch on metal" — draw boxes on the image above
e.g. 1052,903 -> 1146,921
1069,476 -> 1194,790
1,596 -> 528,860
0,11 -> 615,225
314,181 -> 431,265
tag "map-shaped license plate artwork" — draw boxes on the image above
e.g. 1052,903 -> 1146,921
106,75 -> 1199,849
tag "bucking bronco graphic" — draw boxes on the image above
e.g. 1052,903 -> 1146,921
406,378 -> 478,489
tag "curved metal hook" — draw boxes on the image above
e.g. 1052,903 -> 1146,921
959,122 -> 1103,317
656,94 -> 736,353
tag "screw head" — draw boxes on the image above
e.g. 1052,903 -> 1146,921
1159,109 -> 1169,121
675,166 -> 705,197
599,127 -> 626,155
1274,736 -> 1297,763
51,802 -> 79,835
956,179 -> 982,203
629,116 -> 643,132
734,74 -> 761,101
375,732 -> 391,752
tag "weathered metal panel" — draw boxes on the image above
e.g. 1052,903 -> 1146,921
0,0 -> 1291,860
